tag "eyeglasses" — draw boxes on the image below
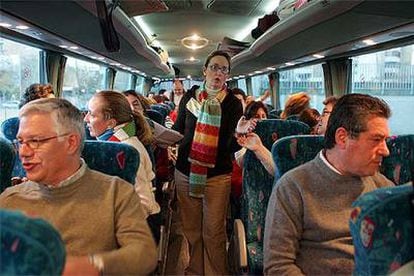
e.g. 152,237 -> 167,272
208,64 -> 229,74
13,133 -> 70,150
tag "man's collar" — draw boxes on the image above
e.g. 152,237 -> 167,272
45,159 -> 87,189
319,150 -> 343,175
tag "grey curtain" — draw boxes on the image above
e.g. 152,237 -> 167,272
105,68 -> 117,90
323,58 -> 352,97
43,51 -> 67,97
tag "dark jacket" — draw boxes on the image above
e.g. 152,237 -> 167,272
173,88 -> 243,177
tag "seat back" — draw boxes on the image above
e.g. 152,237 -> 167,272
0,137 -> 16,192
241,119 -> 309,273
1,209 -> 66,275
1,117 -> 19,141
146,109 -> 165,125
272,135 -> 325,182
151,104 -> 169,119
350,184 -> 414,275
381,135 -> 414,185
241,119 -> 310,244
82,140 -> 140,184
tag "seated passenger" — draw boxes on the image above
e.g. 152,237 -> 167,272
85,91 -> 160,217
298,108 -> 321,134
0,98 -> 157,275
280,91 -> 310,119
264,94 -> 394,275
235,101 -> 275,176
19,83 -> 55,108
316,95 -> 339,135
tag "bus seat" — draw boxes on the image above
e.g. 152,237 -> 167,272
350,184 -> 414,275
1,117 -> 19,141
0,137 -> 15,192
0,209 -> 66,275
272,135 -> 325,182
233,119 -> 310,274
151,104 -> 169,119
268,109 -> 282,119
82,140 -> 140,185
381,135 -> 414,185
146,110 -> 165,126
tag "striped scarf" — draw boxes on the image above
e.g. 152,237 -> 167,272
188,86 -> 227,198
107,121 -> 136,142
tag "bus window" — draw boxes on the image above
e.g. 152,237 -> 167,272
351,44 -> 414,135
113,71 -> 132,91
62,56 -> 105,109
0,38 -> 40,124
251,75 -> 271,104
237,79 -> 247,93
279,64 -> 325,112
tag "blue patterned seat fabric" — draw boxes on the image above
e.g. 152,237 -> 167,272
381,135 -> 414,185
272,135 -> 325,182
241,119 -> 310,274
82,140 -> 140,184
151,104 -> 169,119
1,209 -> 66,275
0,137 -> 16,192
146,109 -> 165,126
1,116 -> 19,141
350,184 -> 414,275
0,117 -> 26,178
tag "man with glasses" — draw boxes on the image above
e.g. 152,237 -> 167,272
316,96 -> 339,135
0,98 -> 157,275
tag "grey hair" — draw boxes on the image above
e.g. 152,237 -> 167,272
19,98 -> 85,153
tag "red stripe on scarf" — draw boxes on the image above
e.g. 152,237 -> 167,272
190,164 -> 208,174
195,123 -> 220,136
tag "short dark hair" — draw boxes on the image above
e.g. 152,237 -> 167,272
323,96 -> 339,106
244,101 -> 268,120
232,88 -> 247,100
324,94 -> 391,149
20,83 -> 54,108
204,50 -> 231,72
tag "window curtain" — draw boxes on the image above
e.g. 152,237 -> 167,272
42,51 -> 67,97
246,77 -> 253,96
142,78 -> 153,96
105,68 -> 116,90
130,75 -> 137,90
268,72 -> 280,110
323,58 -> 352,97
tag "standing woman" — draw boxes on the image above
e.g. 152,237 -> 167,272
84,91 -> 160,217
173,50 -> 243,274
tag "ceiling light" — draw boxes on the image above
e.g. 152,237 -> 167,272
181,34 -> 209,50
255,70 -> 263,74
187,75 -> 191,79
313,54 -> 325,59
362,39 -> 376,46
15,25 -> 29,30
59,45 -> 68,48
239,75 -> 245,78
267,67 -> 275,70
285,62 -> 295,66
0,23 -> 12,28
97,57 -> 105,60
69,46 -> 78,50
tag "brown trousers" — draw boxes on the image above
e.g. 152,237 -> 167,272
175,169 -> 231,275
